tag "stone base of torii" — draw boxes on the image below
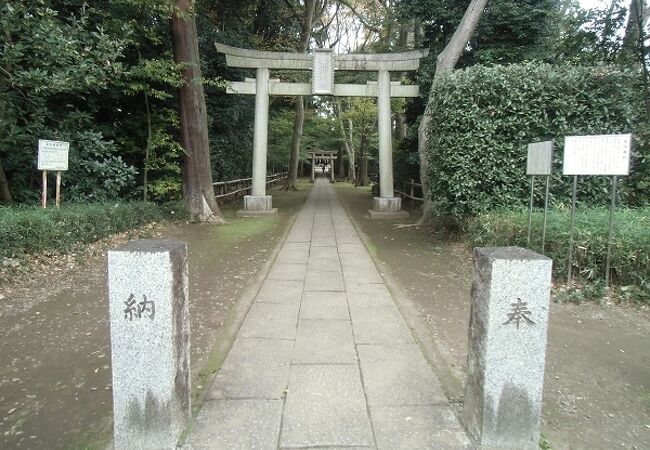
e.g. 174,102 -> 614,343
216,43 -> 428,219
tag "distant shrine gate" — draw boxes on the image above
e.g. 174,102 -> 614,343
215,43 -> 429,218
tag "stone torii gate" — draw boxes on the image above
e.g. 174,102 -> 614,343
309,151 -> 337,182
216,43 -> 429,218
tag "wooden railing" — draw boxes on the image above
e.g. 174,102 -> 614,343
394,178 -> 424,202
213,172 -> 288,202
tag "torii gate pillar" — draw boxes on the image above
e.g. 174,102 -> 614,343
238,67 -> 277,217
369,69 -> 407,219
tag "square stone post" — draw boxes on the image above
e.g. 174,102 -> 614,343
107,240 -> 191,449
464,247 -> 552,449
240,67 -> 277,216
311,154 -> 315,183
370,70 -> 407,219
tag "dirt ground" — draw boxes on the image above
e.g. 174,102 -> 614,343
0,183 -> 310,449
335,183 -> 650,450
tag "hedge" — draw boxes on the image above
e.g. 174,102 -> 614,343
467,207 -> 650,301
425,63 -> 649,220
0,202 -> 188,259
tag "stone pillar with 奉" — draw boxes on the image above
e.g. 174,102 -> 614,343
464,247 -> 552,449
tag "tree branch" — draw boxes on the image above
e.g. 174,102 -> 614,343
336,0 -> 382,34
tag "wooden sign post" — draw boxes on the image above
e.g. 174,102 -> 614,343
37,140 -> 69,208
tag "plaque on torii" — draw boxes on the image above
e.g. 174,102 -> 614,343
215,43 -> 429,218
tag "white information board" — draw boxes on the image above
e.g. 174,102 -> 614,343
563,134 -> 631,176
38,140 -> 69,171
526,141 -> 554,175
312,49 -> 335,95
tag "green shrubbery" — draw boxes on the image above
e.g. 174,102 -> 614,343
425,63 -> 648,220
467,207 -> 650,302
0,202 -> 188,259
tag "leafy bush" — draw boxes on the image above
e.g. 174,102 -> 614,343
64,131 -> 138,202
425,63 -> 647,221
0,202 -> 188,258
466,207 -> 650,299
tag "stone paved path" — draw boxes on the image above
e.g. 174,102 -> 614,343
183,179 -> 471,449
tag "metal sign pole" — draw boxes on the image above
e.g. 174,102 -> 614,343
542,175 -> 551,253
605,175 -> 617,287
527,175 -> 535,247
42,170 -> 48,209
55,171 -> 62,208
567,175 -> 578,283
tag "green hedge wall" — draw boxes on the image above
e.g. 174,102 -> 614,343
425,63 -> 648,220
0,202 -> 188,259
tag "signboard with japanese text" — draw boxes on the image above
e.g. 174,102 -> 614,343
563,134 -> 631,176
526,141 -> 554,175
38,140 -> 69,171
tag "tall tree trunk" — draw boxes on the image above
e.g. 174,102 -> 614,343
631,0 -> 650,119
335,100 -> 356,183
623,0 -> 649,59
143,90 -> 152,202
285,0 -> 317,190
358,128 -> 368,186
347,119 -> 356,182
416,0 -> 489,222
171,0 -> 225,222
336,146 -> 345,180
0,157 -> 13,204
286,96 -> 305,190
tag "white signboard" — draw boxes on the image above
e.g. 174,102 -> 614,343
527,141 -> 554,175
38,140 -> 69,171
563,134 -> 631,176
312,49 -> 335,96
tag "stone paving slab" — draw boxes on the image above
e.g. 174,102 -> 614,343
341,265 -> 383,284
370,405 -> 473,450
292,320 -> 356,364
337,243 -> 368,254
238,303 -> 300,340
351,305 -> 414,344
184,399 -> 283,450
276,244 -> 310,264
307,257 -> 342,272
345,282 -> 391,296
309,246 -> 340,260
286,231 -> 312,243
207,338 -> 293,400
257,280 -> 304,304
300,291 -> 349,320
280,365 -> 374,448
357,343 -> 447,405
267,263 -> 307,282
347,290 -> 396,314
305,268 -> 345,292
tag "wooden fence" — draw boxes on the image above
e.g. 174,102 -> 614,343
395,178 -> 424,202
213,172 -> 288,203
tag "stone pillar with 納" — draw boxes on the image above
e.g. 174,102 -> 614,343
108,239 -> 191,449
464,247 -> 552,449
